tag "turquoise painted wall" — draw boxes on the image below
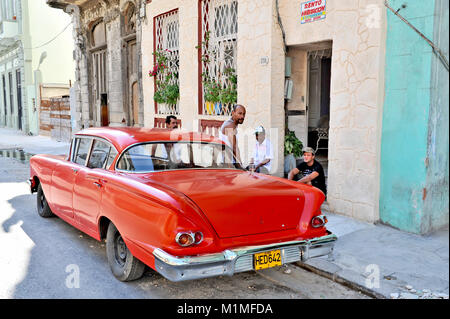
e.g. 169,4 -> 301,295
423,0 -> 449,233
380,0 -> 437,233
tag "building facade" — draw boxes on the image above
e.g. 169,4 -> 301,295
142,0 -> 448,234
50,0 -> 448,234
0,0 -> 75,136
141,0 -> 387,226
47,0 -> 145,131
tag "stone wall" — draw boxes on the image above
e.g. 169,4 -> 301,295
277,0 -> 387,223
66,0 -> 143,129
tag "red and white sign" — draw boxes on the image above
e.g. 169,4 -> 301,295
301,0 -> 326,24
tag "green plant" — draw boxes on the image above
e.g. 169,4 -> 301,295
284,130 -> 303,157
165,84 -> 179,105
203,79 -> 221,103
218,67 -> 237,105
198,34 -> 237,106
149,49 -> 179,105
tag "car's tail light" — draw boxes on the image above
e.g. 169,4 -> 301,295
311,215 -> 328,228
194,232 -> 203,244
176,232 -> 204,247
176,233 -> 195,247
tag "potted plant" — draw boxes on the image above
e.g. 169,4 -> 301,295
198,32 -> 238,115
203,78 -> 221,115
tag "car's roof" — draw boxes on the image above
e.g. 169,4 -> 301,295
75,127 -> 225,153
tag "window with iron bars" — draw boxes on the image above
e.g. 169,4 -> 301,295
153,10 -> 180,115
199,0 -> 237,117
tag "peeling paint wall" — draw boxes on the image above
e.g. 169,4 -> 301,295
380,0 -> 448,234
423,0 -> 449,233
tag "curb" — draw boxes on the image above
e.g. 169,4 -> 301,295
295,261 -> 386,299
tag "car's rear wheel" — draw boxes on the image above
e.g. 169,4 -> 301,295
37,184 -> 54,218
106,223 -> 145,281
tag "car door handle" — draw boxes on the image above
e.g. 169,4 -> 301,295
93,182 -> 102,188
72,168 -> 79,173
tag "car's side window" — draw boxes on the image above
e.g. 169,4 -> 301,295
73,138 -> 92,166
105,147 -> 118,169
88,139 -> 112,169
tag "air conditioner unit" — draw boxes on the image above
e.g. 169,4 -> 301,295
284,79 -> 293,100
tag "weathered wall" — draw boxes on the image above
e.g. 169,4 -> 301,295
380,0 -> 447,234
423,0 -> 449,233
65,0 -> 142,130
279,0 -> 387,223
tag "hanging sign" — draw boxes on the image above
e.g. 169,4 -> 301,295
301,0 -> 326,24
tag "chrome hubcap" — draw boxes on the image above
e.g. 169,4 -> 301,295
114,235 -> 127,266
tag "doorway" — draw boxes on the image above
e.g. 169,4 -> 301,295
126,39 -> 139,126
307,48 -> 332,184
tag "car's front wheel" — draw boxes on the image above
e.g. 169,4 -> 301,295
37,184 -> 54,218
106,223 -> 145,281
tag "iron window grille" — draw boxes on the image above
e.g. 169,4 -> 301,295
200,0 -> 238,116
154,9 -> 180,115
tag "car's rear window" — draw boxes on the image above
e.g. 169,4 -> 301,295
116,142 -> 241,172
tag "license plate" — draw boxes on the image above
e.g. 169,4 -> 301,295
254,249 -> 282,270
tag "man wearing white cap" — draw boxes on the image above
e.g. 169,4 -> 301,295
251,126 -> 274,174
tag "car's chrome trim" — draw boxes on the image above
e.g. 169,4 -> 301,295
152,232 -> 337,281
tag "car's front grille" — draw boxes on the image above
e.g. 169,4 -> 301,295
233,245 -> 302,273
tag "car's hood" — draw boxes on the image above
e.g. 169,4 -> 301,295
143,169 -> 305,238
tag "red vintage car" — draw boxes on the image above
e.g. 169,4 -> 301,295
29,127 -> 336,282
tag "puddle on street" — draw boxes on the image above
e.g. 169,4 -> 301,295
0,149 -> 34,163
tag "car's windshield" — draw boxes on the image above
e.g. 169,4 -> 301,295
116,142 -> 242,172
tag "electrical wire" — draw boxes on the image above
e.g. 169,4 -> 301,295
24,22 -> 72,50
385,0 -> 449,71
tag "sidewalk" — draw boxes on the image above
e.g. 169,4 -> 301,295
1,127 -> 448,299
297,204 -> 449,299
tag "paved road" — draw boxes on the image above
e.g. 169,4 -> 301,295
0,154 -> 369,299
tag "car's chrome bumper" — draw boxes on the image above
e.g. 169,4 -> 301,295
152,232 -> 337,282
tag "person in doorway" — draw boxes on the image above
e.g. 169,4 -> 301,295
251,126 -> 273,174
219,104 -> 246,166
287,147 -> 327,196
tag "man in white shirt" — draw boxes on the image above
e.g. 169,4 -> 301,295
252,126 -> 273,174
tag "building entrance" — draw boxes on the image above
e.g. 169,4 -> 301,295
307,48 -> 332,186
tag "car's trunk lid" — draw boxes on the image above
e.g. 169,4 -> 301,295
143,170 -> 304,238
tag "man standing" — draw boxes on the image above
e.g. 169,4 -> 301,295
252,126 -> 273,174
219,104 -> 246,165
288,147 -> 327,196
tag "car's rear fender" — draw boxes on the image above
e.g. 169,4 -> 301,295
96,173 -> 219,264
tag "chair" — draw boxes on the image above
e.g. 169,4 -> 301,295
315,127 -> 329,153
